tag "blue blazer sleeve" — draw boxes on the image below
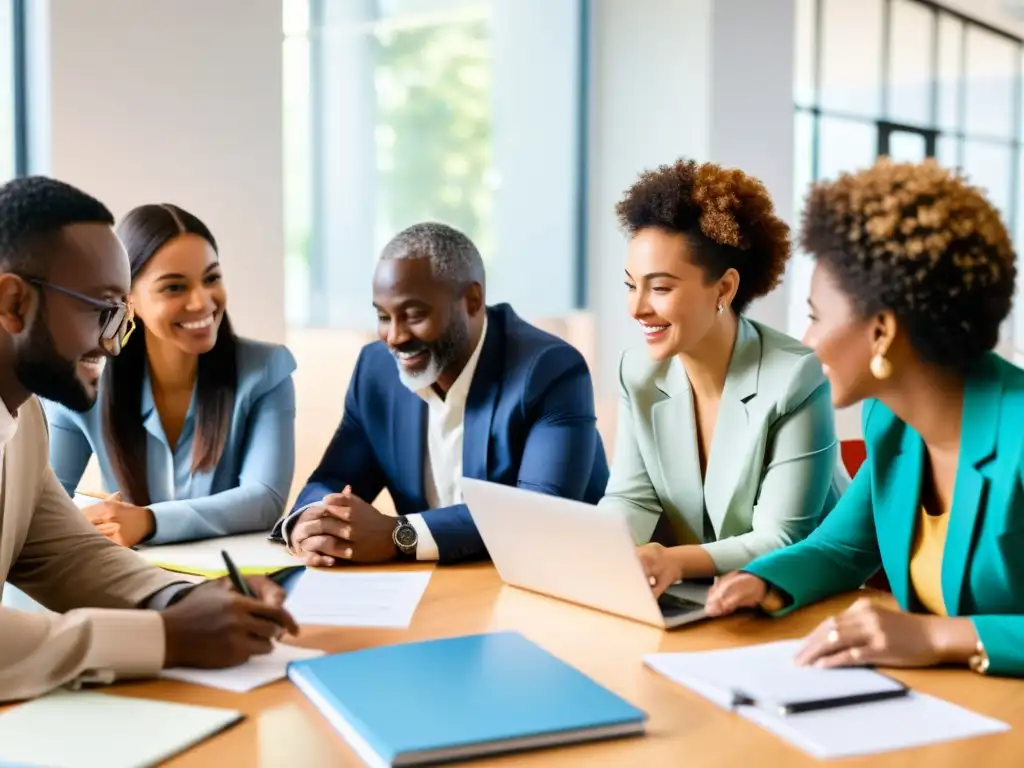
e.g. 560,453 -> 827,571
146,349 -> 297,544
271,348 -> 388,541
420,345 -> 600,562
42,401 -> 94,497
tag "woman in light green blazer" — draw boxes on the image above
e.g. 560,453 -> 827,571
708,158 -> 1024,677
602,159 -> 849,592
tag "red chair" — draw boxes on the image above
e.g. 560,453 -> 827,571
840,439 -> 891,593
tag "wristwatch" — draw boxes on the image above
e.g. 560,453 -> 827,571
392,515 -> 418,557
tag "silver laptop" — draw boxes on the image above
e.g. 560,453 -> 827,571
462,478 -> 710,629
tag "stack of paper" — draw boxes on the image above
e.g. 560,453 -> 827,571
0,691 -> 241,768
137,532 -> 304,578
160,642 -> 325,692
645,640 -> 1009,758
284,569 -> 432,628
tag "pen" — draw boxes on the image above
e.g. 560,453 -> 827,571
728,684 -> 909,716
221,550 -> 255,597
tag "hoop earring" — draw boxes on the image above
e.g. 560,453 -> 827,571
870,353 -> 892,380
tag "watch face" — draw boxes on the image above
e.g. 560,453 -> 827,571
395,524 -> 417,548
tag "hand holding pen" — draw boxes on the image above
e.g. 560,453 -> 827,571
157,552 -> 299,670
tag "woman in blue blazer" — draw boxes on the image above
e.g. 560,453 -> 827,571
708,158 -> 1024,677
44,204 -> 296,546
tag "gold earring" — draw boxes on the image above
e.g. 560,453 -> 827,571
870,353 -> 892,380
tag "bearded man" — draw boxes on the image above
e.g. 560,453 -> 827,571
274,222 -> 608,564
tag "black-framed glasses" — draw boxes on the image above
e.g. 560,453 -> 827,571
26,278 -> 136,353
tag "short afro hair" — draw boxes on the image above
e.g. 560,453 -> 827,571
0,175 -> 114,275
380,221 -> 486,291
615,158 -> 791,314
802,158 -> 1016,371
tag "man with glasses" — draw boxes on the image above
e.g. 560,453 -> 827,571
0,176 -> 298,702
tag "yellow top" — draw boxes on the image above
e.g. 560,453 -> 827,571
909,506 -> 950,616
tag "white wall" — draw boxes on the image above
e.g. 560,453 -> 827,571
587,0 -> 712,395
28,0 -> 286,344
708,0 -> 796,334
587,0 -> 795,398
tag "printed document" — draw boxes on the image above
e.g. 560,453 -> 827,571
284,569 -> 432,627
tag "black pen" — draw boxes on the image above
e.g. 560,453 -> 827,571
728,684 -> 909,717
221,550 -> 254,597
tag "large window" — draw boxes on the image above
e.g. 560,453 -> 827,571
791,0 -> 1024,362
284,0 -> 586,329
0,0 -> 23,182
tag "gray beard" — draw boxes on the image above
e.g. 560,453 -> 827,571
393,313 -> 471,393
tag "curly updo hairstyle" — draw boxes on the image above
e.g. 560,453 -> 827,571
615,158 -> 791,314
802,158 -> 1016,371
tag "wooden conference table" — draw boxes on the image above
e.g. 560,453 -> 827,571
86,564 -> 1024,766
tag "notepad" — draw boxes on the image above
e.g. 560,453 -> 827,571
287,631 -> 646,767
160,641 -> 325,692
645,639 -> 906,715
645,640 -> 1009,757
284,569 -> 432,627
0,691 -> 242,768
137,532 -> 305,578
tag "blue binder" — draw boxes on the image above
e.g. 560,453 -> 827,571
287,631 -> 646,766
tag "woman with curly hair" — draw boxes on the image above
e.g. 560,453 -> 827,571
706,158 -> 1024,677
601,159 -> 848,594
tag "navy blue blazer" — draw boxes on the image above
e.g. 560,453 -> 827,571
278,304 -> 608,562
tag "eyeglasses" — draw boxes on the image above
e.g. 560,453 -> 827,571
26,278 -> 136,354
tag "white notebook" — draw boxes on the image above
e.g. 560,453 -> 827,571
136,532 -> 304,578
645,640 -> 1009,758
0,691 -> 242,768
645,639 -> 906,715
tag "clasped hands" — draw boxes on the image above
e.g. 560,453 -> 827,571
82,492 -> 155,548
638,543 -> 948,670
291,485 -> 399,566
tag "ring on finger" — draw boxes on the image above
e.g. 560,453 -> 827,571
850,646 -> 863,662
827,624 -> 841,646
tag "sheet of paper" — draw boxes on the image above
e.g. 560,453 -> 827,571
137,532 -> 304,577
741,691 -> 1009,759
645,639 -> 903,708
73,493 -> 102,509
0,690 -> 241,768
284,569 -> 433,627
160,642 -> 325,692
645,640 -> 1009,758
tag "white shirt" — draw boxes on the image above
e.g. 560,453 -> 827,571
406,316 -> 488,560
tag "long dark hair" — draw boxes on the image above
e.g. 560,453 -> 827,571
102,204 -> 238,506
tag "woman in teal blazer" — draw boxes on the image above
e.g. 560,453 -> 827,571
602,159 -> 848,591
708,158 -> 1024,677
43,204 -> 296,546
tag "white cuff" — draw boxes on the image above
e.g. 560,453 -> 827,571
283,504 -> 315,553
407,514 -> 439,561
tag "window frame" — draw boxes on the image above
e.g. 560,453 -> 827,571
796,0 -> 1024,241
294,0 -> 592,328
10,0 -> 27,176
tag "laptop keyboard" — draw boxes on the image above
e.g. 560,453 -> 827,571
657,591 -> 705,618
